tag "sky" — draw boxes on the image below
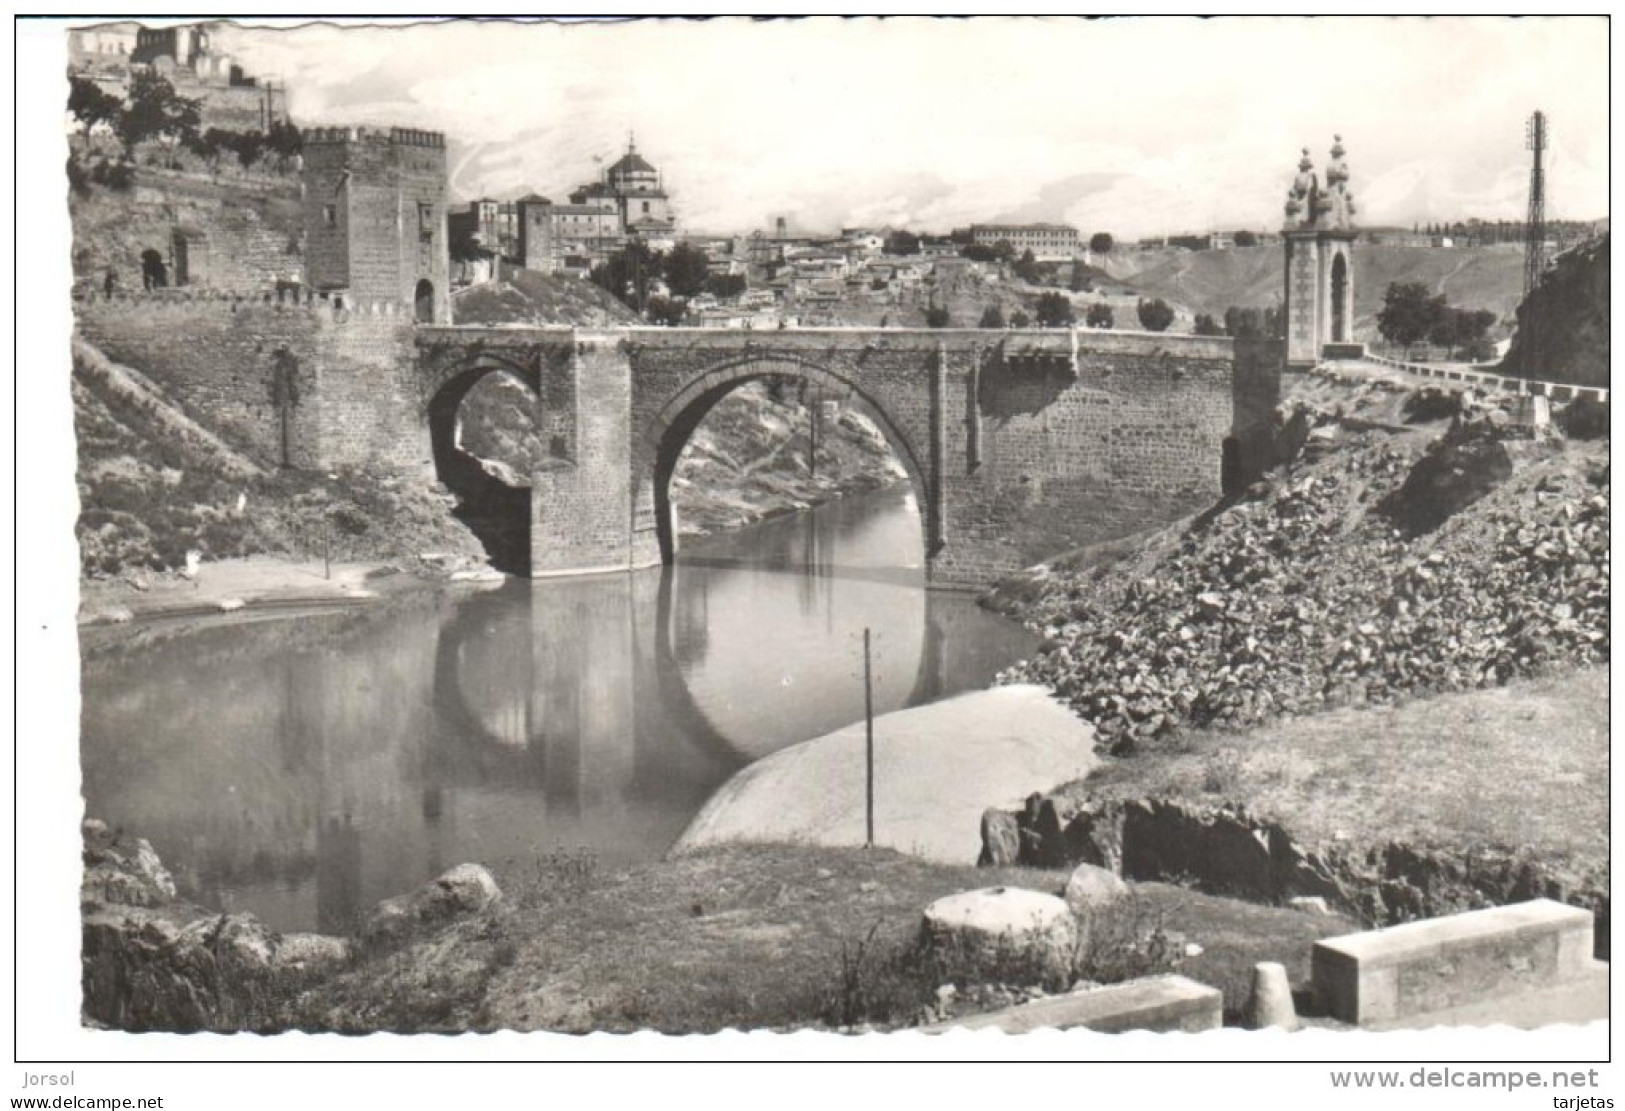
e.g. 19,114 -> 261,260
102,17 -> 1618,239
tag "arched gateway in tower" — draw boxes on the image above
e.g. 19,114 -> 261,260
1282,136 -> 1358,367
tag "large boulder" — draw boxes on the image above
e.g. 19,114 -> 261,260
361,863 -> 502,947
1063,863 -> 1129,915
920,887 -> 1077,986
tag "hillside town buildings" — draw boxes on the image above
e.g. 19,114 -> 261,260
68,21 -> 288,133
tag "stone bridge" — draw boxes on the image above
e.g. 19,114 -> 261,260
414,326 -> 1282,587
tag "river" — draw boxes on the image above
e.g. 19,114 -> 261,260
79,485 -> 1038,934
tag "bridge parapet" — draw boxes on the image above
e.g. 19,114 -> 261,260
1355,353 -> 1609,405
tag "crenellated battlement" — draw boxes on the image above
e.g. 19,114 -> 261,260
72,286 -> 413,323
300,125 -> 446,148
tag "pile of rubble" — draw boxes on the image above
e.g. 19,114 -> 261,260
999,422 -> 1608,752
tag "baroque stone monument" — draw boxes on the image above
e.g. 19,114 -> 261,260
1282,136 -> 1357,366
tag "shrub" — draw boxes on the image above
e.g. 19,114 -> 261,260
1201,747 -> 1247,795
814,894 -> 1184,1029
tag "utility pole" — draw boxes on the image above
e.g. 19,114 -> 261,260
863,626 -> 874,849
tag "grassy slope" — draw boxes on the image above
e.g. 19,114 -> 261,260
1077,667 -> 1607,870
291,843 -> 1357,1033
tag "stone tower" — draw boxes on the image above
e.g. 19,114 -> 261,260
1282,136 -> 1357,367
302,126 -> 451,324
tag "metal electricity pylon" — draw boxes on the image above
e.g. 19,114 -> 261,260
1524,110 -> 1548,299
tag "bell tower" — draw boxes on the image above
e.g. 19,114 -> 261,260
1282,136 -> 1357,367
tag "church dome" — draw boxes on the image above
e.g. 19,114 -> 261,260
609,150 -> 657,177
607,137 -> 658,183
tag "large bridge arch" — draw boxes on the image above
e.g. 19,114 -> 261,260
635,354 -> 938,569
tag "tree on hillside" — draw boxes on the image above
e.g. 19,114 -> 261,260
925,304 -> 951,328
1009,309 -> 1032,328
644,296 -> 687,326
1089,232 -> 1114,254
1068,263 -> 1091,292
591,240 -> 658,312
118,71 -> 201,160
68,76 -> 123,152
449,218 -> 492,266
1033,291 -> 1075,328
961,242 -> 998,263
266,119 -> 303,162
1428,306 -> 1497,358
1012,249 -> 1043,285
705,272 -> 747,299
885,230 -> 920,256
663,242 -> 712,300
978,304 -> 1006,329
1084,302 -> 1113,329
1376,281 -> 1446,347
1233,230 -> 1258,247
1137,297 -> 1175,332
1193,312 -> 1223,336
1223,304 -> 1285,340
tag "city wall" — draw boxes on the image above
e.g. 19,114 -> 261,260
72,291 -> 426,472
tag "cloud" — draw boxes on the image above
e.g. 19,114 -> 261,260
205,17 -> 1607,238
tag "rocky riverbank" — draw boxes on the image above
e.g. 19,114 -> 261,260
80,818 -> 503,1031
993,395 -> 1608,754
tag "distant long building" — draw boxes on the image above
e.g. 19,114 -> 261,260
963,222 -> 1080,261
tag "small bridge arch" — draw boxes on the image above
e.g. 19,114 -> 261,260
422,349 -> 546,573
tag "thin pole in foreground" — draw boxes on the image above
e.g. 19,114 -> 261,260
864,626 -> 874,849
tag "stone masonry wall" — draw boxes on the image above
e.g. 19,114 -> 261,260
72,292 -> 425,472
956,331 -> 1237,582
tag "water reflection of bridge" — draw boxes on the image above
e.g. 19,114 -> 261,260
80,506 -> 1032,933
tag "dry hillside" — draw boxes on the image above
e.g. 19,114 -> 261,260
1109,244 -> 1525,339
